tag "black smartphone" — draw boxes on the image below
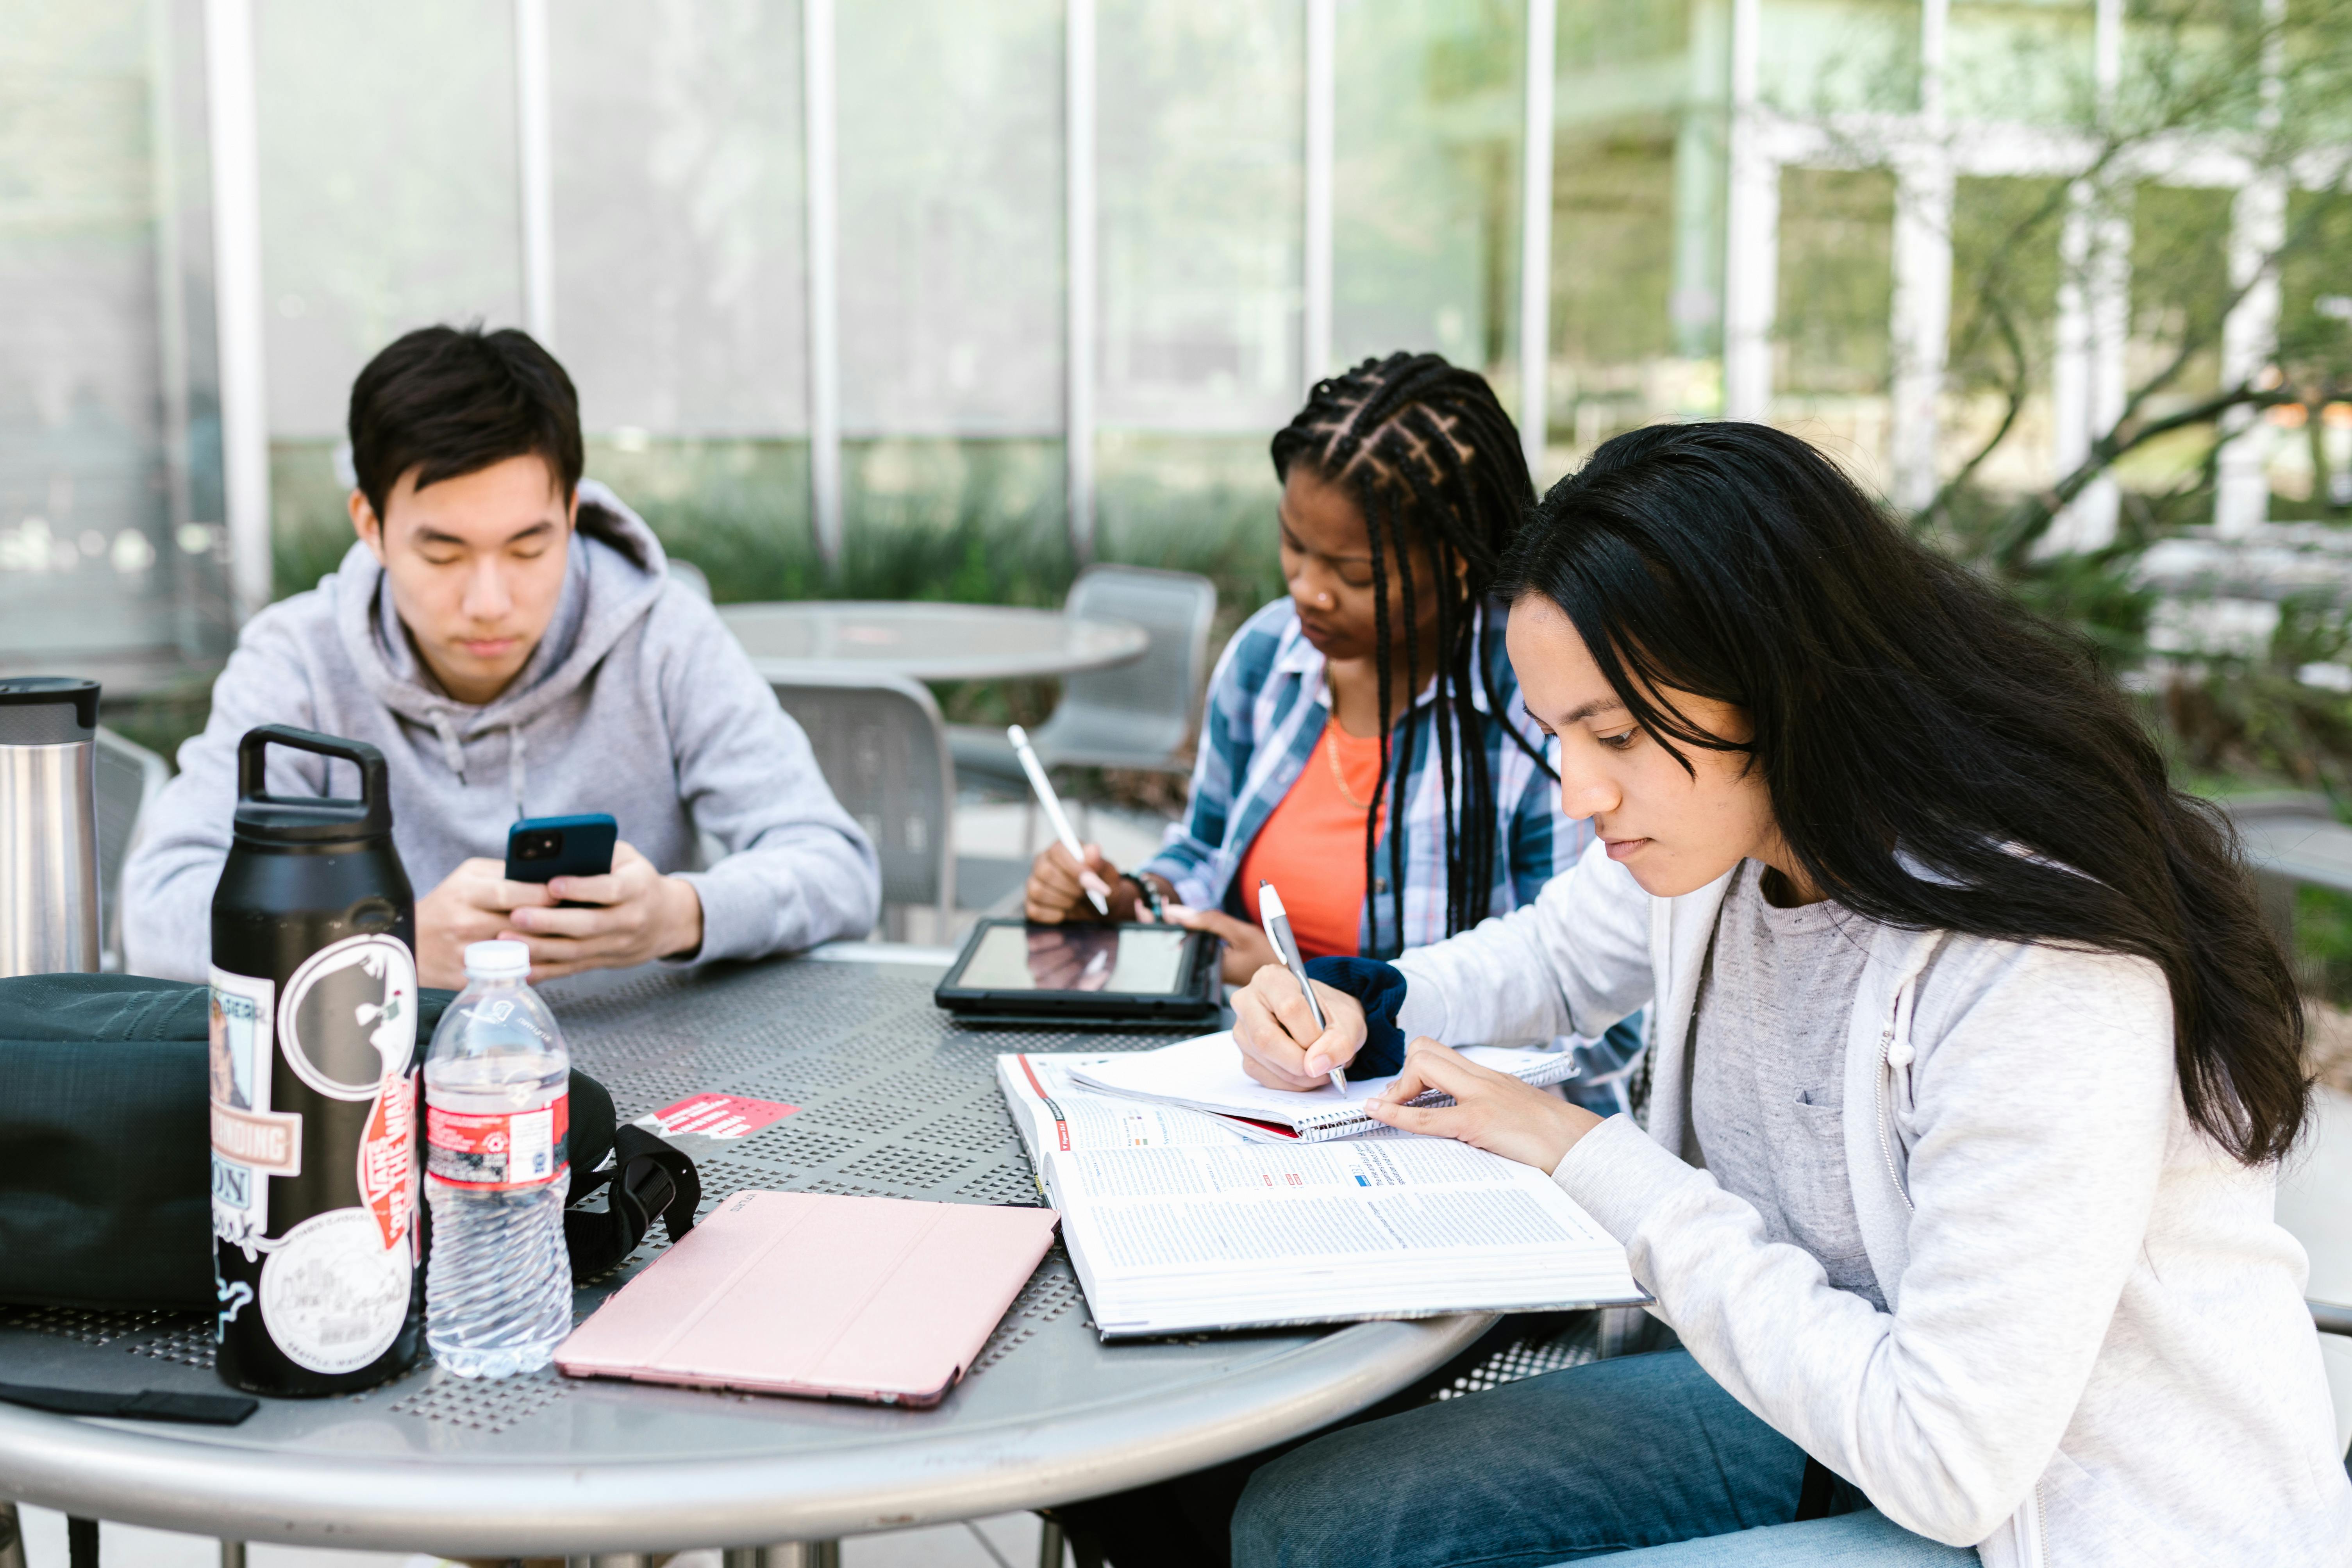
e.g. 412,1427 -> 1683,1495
505,814 -> 618,905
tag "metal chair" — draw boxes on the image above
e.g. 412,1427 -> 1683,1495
948,564 -> 1219,793
2218,793 -> 2352,1462
93,725 -> 169,973
2275,1059 -> 2352,1465
769,672 -> 955,942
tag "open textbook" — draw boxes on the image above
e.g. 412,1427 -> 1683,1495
998,1052 -> 1647,1338
1066,1029 -> 1585,1142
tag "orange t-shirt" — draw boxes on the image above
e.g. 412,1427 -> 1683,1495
1236,721 -> 1389,959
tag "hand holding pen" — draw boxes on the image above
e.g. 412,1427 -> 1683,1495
1007,725 -> 1282,984
1009,725 -> 1112,915
1024,840 -> 1146,923
1014,724 -> 1172,925
1227,941 -> 1369,1092
1258,882 -> 1348,1096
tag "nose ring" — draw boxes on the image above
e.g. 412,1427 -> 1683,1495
1316,591 -> 1334,608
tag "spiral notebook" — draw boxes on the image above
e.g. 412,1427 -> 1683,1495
1066,1030 -> 1583,1143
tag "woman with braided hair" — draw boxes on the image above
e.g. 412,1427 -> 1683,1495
1024,350 -> 1642,1107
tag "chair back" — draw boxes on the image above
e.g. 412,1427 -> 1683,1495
1036,564 -> 1218,771
768,672 -> 954,936
93,726 -> 170,972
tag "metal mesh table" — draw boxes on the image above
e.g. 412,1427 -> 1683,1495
0,952 -> 1489,1556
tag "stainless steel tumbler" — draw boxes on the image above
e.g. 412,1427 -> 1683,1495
0,676 -> 102,977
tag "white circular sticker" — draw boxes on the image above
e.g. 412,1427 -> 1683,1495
279,934 -> 417,1102
259,1207 -> 411,1373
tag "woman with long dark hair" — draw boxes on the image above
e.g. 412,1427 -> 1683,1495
1027,350 -> 1640,1106
1225,421 -> 2348,1563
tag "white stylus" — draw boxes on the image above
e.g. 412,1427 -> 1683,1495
1259,881 -> 1346,1096
1009,724 -> 1110,916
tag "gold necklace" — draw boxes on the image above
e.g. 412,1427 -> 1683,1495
1325,723 -> 1376,810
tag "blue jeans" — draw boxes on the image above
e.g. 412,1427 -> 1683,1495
1230,1349 -> 1979,1568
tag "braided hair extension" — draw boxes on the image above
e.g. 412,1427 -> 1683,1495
1269,351 -> 1552,954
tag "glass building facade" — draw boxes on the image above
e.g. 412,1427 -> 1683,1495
1,0 -> 2334,684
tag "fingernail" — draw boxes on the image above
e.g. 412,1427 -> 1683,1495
1305,1055 -> 1326,1075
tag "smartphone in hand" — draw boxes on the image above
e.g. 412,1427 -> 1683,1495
506,814 -> 618,906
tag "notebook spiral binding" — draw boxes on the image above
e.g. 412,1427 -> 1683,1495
1288,1053 -> 1585,1141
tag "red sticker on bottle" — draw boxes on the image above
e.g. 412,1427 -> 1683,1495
426,1094 -> 570,1191
356,1068 -> 417,1251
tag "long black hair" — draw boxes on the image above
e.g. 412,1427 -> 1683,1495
1271,352 -> 1553,952
1497,420 -> 2309,1166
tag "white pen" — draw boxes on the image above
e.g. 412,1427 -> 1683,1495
1009,724 -> 1111,916
1258,880 -> 1346,1096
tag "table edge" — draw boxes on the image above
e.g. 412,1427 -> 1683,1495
716,602 -> 1149,681
0,1313 -> 1493,1554
743,650 -> 1140,682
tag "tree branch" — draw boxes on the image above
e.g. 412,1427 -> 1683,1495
1921,295 -> 2034,532
1993,382 -> 2300,569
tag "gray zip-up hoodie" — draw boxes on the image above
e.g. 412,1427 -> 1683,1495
123,482 -> 880,980
1394,837 -> 2352,1566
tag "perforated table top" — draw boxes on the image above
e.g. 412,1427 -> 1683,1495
0,950 -> 1488,1555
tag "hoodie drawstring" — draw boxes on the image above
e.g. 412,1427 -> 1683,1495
429,711 -> 527,820
430,713 -> 466,784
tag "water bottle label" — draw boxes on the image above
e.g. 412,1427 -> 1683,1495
427,1094 -> 570,1190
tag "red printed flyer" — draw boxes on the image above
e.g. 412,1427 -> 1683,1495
630,1093 -> 799,1157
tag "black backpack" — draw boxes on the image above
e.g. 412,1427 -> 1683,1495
0,974 -> 696,1309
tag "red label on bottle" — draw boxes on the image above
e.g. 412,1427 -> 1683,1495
426,1095 -> 570,1191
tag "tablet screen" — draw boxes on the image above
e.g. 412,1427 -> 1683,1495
954,923 -> 1193,995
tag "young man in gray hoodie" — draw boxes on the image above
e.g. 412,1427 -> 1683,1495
124,325 -> 880,988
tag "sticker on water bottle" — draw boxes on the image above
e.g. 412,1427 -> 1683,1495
208,966 -> 292,1259
259,1205 -> 411,1374
426,1095 -> 570,1191
356,1067 -> 418,1254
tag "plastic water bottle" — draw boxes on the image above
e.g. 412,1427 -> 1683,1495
423,940 -> 571,1377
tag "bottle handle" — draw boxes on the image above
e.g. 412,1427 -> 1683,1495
237,724 -> 393,828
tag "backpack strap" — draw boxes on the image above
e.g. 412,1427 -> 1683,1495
563,1125 -> 701,1281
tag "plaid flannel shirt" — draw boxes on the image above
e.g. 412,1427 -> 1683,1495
1143,597 -> 1644,1110
1144,596 -> 1576,951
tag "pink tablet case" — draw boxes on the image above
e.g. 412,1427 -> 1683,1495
555,1191 -> 1060,1407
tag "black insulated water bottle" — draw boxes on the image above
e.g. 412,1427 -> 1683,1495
209,725 -> 423,1396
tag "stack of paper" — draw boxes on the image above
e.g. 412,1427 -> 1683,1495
1067,1029 -> 1584,1143
997,1052 -> 1647,1339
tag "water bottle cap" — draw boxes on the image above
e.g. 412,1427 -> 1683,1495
464,940 -> 531,978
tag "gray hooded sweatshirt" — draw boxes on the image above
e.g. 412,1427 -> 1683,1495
123,482 -> 880,981
1393,837 -> 2352,1565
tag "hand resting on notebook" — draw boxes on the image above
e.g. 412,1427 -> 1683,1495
1233,961 -> 1606,1173
1364,1037 -> 1604,1175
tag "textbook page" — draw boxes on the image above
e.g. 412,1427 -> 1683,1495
997,1052 -> 1254,1176
1044,1129 -> 1647,1338
1068,1030 -> 1580,1136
